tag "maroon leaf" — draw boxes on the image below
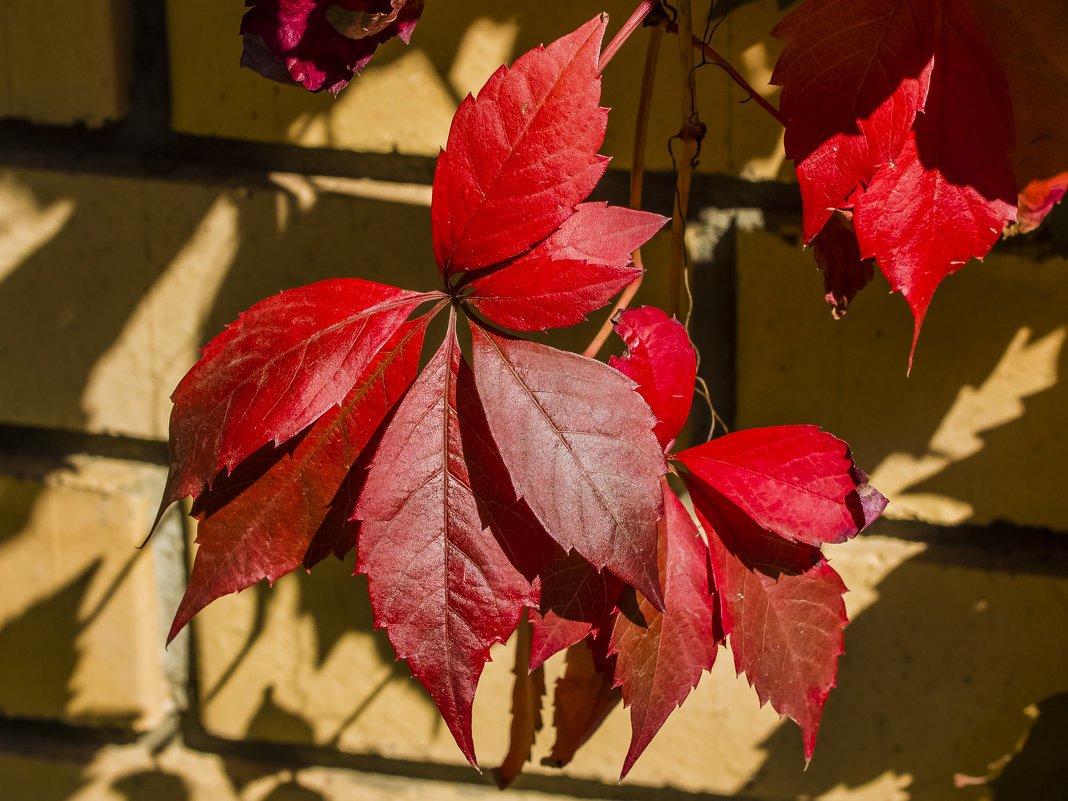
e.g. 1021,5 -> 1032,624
704,513 -> 848,764
494,618 -> 546,789
466,203 -> 666,331
809,211 -> 875,319
470,325 -> 667,610
848,0 -> 1017,362
240,0 -> 424,94
609,307 -> 695,450
543,636 -> 622,768
354,315 -> 536,766
772,0 -> 934,243
609,485 -> 719,778
530,611 -> 600,671
675,426 -> 877,547
156,279 -> 430,524
167,316 -> 428,642
431,16 -> 610,277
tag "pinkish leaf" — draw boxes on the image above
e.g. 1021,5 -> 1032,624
470,325 -> 667,610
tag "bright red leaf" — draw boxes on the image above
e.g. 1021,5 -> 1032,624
609,307 -> 695,450
168,316 -> 429,641
431,16 -> 611,277
675,425 -> 882,548
466,203 -> 666,331
609,485 -> 719,779
155,279 -> 430,524
772,0 -> 934,244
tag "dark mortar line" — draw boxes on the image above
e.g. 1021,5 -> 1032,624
177,713 -> 758,801
864,517 -> 1068,576
0,716 -> 139,761
0,423 -> 168,467
0,120 -> 802,220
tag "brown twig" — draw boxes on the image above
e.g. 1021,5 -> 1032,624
584,17 -> 665,359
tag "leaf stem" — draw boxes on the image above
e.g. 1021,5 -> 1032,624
668,23 -> 783,125
584,19 -> 665,359
598,0 -> 658,73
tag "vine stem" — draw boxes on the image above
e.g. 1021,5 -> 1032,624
584,12 -> 665,359
670,23 -> 783,125
598,0 -> 658,73
668,0 -> 703,321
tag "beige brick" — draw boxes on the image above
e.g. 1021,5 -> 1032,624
0,0 -> 129,126
167,0 -> 788,177
0,456 -> 172,730
186,520 -> 1068,799
733,227 -> 1068,531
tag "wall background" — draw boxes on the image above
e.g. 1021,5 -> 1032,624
0,2 -> 1065,800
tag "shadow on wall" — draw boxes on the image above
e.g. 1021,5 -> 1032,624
739,539 -> 1068,801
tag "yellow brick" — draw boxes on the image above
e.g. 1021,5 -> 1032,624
734,228 -> 1068,531
0,456 -> 172,729
0,0 -> 129,126
167,0 -> 789,176
183,517 -> 1068,798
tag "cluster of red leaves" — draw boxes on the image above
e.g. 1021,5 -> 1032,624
158,15 -> 884,778
240,0 -> 424,93
773,0 -> 1068,360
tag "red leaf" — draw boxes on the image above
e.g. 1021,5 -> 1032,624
543,636 -> 622,769
470,325 -> 667,610
167,316 -> 428,642
156,279 -> 429,523
1011,172 -> 1068,234
675,426 -> 881,548
431,16 -> 610,277
240,0 -> 424,94
530,611 -> 599,671
609,307 -> 695,450
354,316 -> 536,766
609,485 -> 719,778
704,514 -> 848,764
493,618 -> 545,789
809,211 -> 876,319
466,203 -> 665,331
971,0 -> 1068,193
772,0 -> 934,243
850,0 -> 1017,362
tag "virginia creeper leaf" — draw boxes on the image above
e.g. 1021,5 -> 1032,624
354,317 -> 536,766
240,0 -> 424,94
465,203 -> 666,331
1011,172 -> 1068,235
675,426 -> 882,548
703,510 -> 848,765
543,635 -> 622,768
809,211 -> 875,318
469,325 -> 667,610
850,0 -> 1017,362
431,15 -> 610,277
609,485 -> 719,779
609,307 -> 695,450
772,0 -> 934,243
156,279 -> 429,524
168,316 -> 429,641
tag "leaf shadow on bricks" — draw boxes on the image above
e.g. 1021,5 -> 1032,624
737,534 -> 1068,801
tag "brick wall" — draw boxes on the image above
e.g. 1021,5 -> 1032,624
1,2 -> 1065,800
